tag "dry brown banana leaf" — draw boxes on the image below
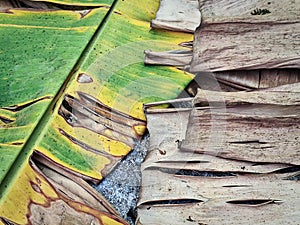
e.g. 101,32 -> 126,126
183,86 -> 300,164
138,169 -> 299,225
144,0 -> 197,70
144,49 -> 192,67
190,0 -> 300,72
182,106 -> 300,165
137,83 -> 300,224
151,0 -> 201,33
33,155 -> 120,216
213,69 -> 300,90
194,83 -> 300,106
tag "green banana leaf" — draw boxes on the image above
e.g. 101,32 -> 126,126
0,6 -> 109,183
0,0 -> 194,223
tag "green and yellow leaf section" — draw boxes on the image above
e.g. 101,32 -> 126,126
0,6 -> 110,183
0,2 -> 128,224
0,7 -> 111,182
34,0 -> 194,182
0,2 -> 125,224
0,0 -> 194,188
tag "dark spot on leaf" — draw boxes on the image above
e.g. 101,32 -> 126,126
147,167 -> 236,177
187,216 -> 195,222
2,96 -> 52,112
30,181 -> 41,193
0,116 -> 14,124
227,199 -> 281,206
251,8 -> 271,15
141,199 -> 203,206
11,142 -> 23,146
159,149 -> 166,155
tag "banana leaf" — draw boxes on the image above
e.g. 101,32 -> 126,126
137,84 -> 300,224
0,0 -> 194,223
0,5 -> 109,184
190,0 -> 300,72
151,0 -> 201,33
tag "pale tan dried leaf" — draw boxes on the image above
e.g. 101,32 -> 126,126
214,69 -> 300,90
151,0 -> 201,33
36,162 -> 119,215
138,84 -> 300,225
190,0 -> 300,72
198,0 -> 299,18
182,105 -> 300,164
144,50 -> 192,66
143,104 -> 290,174
0,0 -> 13,11
265,81 -> 300,91
24,158 -> 129,225
194,86 -> 300,106
144,156 -> 291,175
138,169 -> 300,225
29,199 -> 103,225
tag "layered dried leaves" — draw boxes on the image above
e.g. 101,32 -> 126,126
144,0 -> 300,92
140,0 -> 300,224
137,83 -> 300,224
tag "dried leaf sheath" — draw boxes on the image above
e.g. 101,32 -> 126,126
138,169 -> 300,225
144,50 -> 192,67
143,0 -> 300,92
190,0 -> 300,72
137,84 -> 300,224
194,85 -> 300,106
182,106 -> 300,164
213,69 -> 300,90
